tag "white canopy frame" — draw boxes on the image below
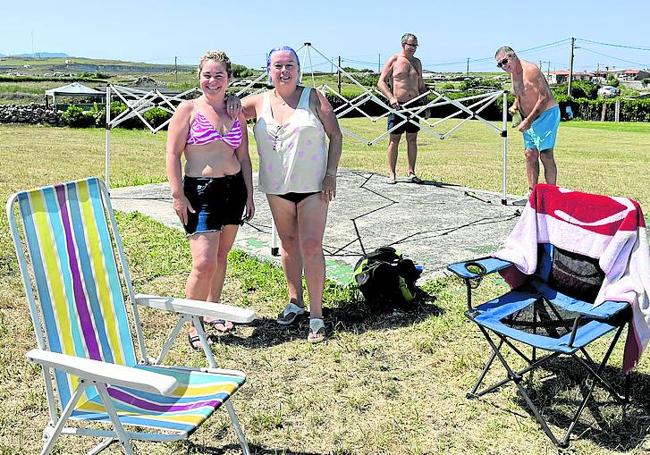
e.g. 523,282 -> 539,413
302,43 -> 510,204
104,85 -> 201,189
228,43 -> 510,204
226,43 -> 511,255
102,44 -> 510,258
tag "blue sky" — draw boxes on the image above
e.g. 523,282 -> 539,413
3,0 -> 649,73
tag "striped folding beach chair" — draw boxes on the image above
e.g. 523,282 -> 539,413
7,177 -> 255,455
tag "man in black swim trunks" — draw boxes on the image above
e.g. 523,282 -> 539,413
377,33 -> 427,184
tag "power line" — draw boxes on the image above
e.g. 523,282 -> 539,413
421,38 -> 572,69
579,46 -> 650,68
577,38 -> 650,52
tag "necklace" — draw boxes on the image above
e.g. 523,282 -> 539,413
274,90 -> 287,106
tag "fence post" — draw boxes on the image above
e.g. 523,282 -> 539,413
615,99 -> 620,122
338,56 -> 342,94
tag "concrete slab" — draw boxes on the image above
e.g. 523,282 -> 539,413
109,170 -> 522,285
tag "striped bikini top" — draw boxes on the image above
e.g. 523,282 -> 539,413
186,111 -> 243,148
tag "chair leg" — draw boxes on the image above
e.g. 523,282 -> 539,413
574,324 -> 627,404
474,327 -> 564,446
226,401 -> 251,455
96,384 -> 134,455
623,373 -> 631,420
87,438 -> 116,455
558,324 -> 627,447
198,321 -> 251,455
40,382 -> 87,455
468,340 -> 501,398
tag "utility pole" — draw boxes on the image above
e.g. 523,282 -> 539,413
567,37 -> 575,97
338,56 -> 342,94
466,57 -> 470,76
174,56 -> 178,83
378,53 -> 381,74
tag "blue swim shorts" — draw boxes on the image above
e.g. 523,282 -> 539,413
522,105 -> 560,152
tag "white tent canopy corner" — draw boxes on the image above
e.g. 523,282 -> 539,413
45,82 -> 105,107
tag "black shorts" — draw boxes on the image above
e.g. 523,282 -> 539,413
182,172 -> 247,236
387,111 -> 421,134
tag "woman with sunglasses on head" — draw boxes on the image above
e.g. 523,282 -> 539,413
166,50 -> 255,350
241,46 -> 342,343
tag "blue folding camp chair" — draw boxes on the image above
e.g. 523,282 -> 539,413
448,244 -> 632,448
7,177 -> 256,454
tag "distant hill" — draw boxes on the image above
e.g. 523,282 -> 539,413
9,52 -> 69,58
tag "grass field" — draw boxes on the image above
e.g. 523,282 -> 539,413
0,120 -> 649,454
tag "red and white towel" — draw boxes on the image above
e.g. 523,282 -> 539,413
494,184 -> 650,373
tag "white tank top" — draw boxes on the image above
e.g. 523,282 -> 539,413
253,87 -> 328,194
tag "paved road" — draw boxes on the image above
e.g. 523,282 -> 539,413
109,170 -> 522,284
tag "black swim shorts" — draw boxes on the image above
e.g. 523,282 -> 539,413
387,101 -> 423,134
182,172 -> 247,236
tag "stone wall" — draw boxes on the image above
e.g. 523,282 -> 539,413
0,103 -> 62,125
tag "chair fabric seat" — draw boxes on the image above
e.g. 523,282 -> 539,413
473,288 -> 621,353
71,366 -> 245,435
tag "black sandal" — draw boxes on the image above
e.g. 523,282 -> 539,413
204,318 -> 235,333
187,332 -> 202,351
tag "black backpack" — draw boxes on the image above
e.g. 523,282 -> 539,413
353,247 -> 422,311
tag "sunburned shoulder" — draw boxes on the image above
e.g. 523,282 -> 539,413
173,100 -> 194,118
521,60 -> 541,76
388,53 -> 401,64
243,92 -> 264,106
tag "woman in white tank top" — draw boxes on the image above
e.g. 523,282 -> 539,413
242,46 -> 342,343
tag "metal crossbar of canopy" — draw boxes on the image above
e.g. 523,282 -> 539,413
232,42 -> 511,205
104,85 -> 200,189
100,44 -> 511,260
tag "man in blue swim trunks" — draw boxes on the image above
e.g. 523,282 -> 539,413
495,46 -> 560,197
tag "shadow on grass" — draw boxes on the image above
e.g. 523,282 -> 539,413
469,355 -> 650,450
212,289 -> 442,349
185,441 -> 324,454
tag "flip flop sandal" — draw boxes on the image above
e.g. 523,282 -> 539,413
408,174 -> 423,184
387,176 -> 397,185
277,302 -> 306,326
307,318 -> 326,344
187,333 -> 203,351
204,318 -> 235,333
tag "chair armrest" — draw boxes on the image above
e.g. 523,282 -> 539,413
567,300 -> 630,347
134,294 -> 256,324
533,281 -> 630,320
163,364 -> 247,380
571,299 -> 629,321
590,300 -> 630,319
26,349 -> 177,395
447,257 -> 512,279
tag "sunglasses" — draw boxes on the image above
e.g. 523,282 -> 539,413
497,57 -> 509,69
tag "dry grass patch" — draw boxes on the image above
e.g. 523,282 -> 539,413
1,123 -> 650,453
